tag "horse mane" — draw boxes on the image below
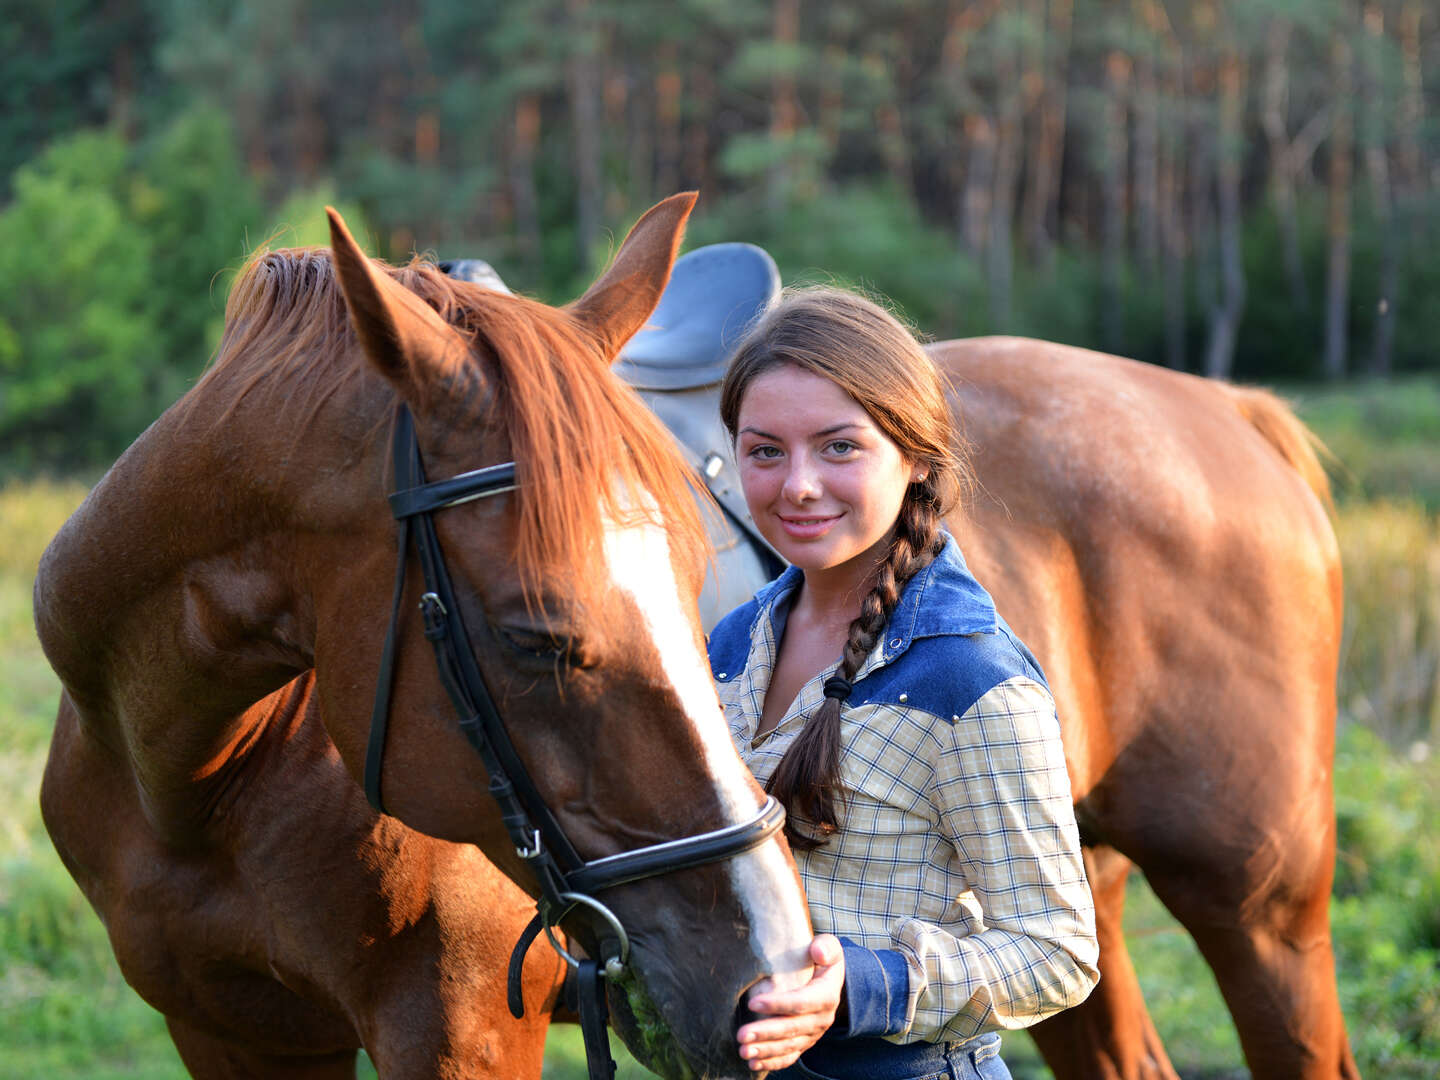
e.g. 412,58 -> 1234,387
198,245 -> 710,608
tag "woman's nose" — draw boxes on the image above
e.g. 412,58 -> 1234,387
782,458 -> 821,503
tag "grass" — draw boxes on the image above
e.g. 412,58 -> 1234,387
4,376 -> 1440,1080
1291,376 -> 1440,512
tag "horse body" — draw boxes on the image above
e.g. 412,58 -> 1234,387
933,338 -> 1352,1079
43,674 -> 559,1078
36,195 -> 815,1080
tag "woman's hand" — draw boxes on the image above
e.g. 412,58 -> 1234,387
736,934 -> 845,1072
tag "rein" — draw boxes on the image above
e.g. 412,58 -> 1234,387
365,404 -> 785,1080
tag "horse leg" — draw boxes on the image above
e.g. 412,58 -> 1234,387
1145,827 -> 1360,1080
354,930 -> 559,1080
164,1016 -> 358,1080
1029,845 -> 1179,1080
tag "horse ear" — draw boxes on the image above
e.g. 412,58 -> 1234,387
326,207 -> 471,392
566,191 -> 698,361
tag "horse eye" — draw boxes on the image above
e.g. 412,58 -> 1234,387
497,625 -> 591,667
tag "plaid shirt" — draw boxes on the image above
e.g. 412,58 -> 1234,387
707,536 -> 1098,1045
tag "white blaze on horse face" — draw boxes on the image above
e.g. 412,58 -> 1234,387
601,498 -> 813,988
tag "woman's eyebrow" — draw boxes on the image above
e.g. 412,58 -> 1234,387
738,422 -> 867,440
814,423 -> 863,437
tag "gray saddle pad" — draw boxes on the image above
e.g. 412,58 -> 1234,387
613,242 -> 780,391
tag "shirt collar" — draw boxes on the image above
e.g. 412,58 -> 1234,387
751,532 -> 998,662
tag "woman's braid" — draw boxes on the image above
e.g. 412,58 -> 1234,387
769,480 -> 949,849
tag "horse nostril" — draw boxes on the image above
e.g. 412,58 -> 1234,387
734,975 -> 765,1035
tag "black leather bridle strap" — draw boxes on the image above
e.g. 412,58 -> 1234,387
364,420 -> 420,812
566,795 -> 786,894
388,461 -> 516,518
576,960 -> 617,1080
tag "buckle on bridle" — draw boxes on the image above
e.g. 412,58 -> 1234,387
516,828 -> 543,860
419,592 -> 447,640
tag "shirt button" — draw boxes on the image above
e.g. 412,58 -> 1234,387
898,693 -> 909,704
717,672 -> 727,679
889,637 -> 902,648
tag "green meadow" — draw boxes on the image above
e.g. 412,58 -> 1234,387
2,381 -> 1437,1079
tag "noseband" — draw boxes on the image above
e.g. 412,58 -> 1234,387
365,404 -> 785,1080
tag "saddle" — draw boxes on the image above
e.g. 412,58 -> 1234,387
443,245 -> 787,624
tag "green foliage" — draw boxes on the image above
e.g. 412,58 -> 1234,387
1298,378 -> 1440,509
688,183 -> 986,340
0,0 -> 166,191
1331,725 -> 1440,1073
0,112 -> 371,470
258,184 -> 368,252
135,104 -> 262,387
0,131 -> 157,467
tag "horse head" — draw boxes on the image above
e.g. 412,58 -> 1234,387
279,196 -> 812,1077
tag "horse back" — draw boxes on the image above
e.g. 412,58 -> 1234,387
929,337 -> 1342,842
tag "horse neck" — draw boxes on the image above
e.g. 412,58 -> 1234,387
35,387 -> 374,841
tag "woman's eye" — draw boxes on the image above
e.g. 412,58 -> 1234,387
826,440 -> 857,456
747,444 -> 782,460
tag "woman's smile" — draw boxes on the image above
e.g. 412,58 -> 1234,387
778,513 -> 842,539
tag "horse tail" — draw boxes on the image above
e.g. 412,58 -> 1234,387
1224,385 -> 1335,515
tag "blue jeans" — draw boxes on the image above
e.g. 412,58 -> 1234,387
770,1032 -> 1011,1080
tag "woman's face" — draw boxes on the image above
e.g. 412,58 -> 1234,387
734,365 -> 919,584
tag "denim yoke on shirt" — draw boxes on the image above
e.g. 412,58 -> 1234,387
707,535 -> 1099,1046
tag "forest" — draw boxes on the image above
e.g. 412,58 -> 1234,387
1,0 -> 1437,469
2,3 -> 1440,1078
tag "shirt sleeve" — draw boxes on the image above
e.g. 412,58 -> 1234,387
889,675 -> 1099,1042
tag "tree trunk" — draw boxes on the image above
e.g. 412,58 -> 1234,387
1133,47 -> 1160,272
1397,2 -> 1424,199
877,29 -> 914,196
818,41 -> 845,157
566,0 -> 603,269
1204,48 -> 1246,379
602,63 -> 628,219
1160,53 -> 1187,370
1261,18 -> 1310,314
509,94 -> 543,276
1323,31 -> 1354,381
655,44 -> 683,199
989,25 -> 1024,327
943,1 -> 1002,254
683,66 -> 715,195
1362,3 -> 1395,376
962,114 -> 996,257
1188,96 -> 1216,331
626,65 -> 654,205
109,37 -> 135,139
1022,0 -> 1073,269
767,0 -> 802,216
1101,50 -> 1131,355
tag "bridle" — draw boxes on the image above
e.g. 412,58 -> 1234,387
364,403 -> 785,1080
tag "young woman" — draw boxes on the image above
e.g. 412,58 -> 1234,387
708,289 -> 1099,1078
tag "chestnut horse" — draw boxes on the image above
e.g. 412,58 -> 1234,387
933,340 -> 1353,1079
35,194 -> 813,1079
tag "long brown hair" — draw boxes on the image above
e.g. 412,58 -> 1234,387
720,288 -> 965,848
